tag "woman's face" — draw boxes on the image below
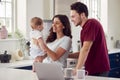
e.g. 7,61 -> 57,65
52,17 -> 64,33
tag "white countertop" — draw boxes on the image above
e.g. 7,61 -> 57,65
0,48 -> 119,68
0,68 -> 38,80
0,60 -> 34,68
108,48 -> 120,54
0,68 -> 119,80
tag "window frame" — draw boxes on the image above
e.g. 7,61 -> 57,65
78,0 -> 101,21
0,0 -> 16,38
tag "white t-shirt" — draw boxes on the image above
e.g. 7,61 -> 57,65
30,30 -> 44,58
43,36 -> 72,68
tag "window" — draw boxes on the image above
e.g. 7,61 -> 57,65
78,0 -> 108,33
0,0 -> 13,34
78,0 -> 101,21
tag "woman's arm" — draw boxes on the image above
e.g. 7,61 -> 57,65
68,52 -> 79,59
44,46 -> 66,61
38,38 -> 71,61
38,40 -> 66,61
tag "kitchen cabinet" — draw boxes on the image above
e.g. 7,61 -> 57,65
54,0 -> 77,17
0,60 -> 33,70
15,65 -> 32,70
108,52 -> 120,78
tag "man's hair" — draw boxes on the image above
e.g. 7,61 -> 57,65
70,2 -> 88,17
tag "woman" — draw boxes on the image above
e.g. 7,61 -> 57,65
35,14 -> 72,68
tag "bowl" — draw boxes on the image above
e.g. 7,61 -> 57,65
0,51 -> 11,63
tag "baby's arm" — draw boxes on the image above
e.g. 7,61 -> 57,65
32,37 -> 47,52
37,37 -> 47,52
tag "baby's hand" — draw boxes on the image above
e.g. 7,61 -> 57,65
34,56 -> 44,62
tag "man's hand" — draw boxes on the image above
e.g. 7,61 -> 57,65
72,68 -> 77,76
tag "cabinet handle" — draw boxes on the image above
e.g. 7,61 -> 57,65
116,59 -> 119,62
116,71 -> 119,74
116,54 -> 119,57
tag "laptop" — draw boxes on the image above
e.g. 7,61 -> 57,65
34,62 -> 65,80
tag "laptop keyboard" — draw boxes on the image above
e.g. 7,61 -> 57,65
65,77 -> 74,80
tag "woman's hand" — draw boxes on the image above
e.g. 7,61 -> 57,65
34,56 -> 44,62
33,55 -> 45,72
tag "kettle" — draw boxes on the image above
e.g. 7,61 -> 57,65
0,50 -> 11,63
116,40 -> 120,48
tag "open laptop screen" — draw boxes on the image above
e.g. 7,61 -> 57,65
34,62 -> 65,80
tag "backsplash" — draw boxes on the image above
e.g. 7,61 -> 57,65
0,38 -> 28,55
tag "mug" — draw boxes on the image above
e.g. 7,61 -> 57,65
64,68 -> 74,78
76,69 -> 88,80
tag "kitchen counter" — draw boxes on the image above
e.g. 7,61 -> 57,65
109,48 -> 120,54
0,68 -> 119,80
0,68 -> 37,80
0,48 -> 119,68
0,60 -> 33,68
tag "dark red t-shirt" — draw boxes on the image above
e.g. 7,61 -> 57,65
81,19 -> 110,75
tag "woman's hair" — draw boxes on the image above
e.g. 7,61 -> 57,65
46,14 -> 72,43
31,17 -> 43,29
70,2 -> 88,17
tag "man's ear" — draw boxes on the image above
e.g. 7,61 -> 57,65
81,13 -> 85,17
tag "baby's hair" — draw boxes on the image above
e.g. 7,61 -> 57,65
31,17 -> 43,29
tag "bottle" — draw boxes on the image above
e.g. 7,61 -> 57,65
77,40 -> 81,51
0,26 -> 8,39
116,40 -> 120,48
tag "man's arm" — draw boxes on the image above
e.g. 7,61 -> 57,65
75,41 -> 93,70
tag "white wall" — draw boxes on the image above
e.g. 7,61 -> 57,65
55,0 -> 80,52
107,0 -> 120,50
101,0 -> 108,33
71,24 -> 81,52
17,0 -> 27,38
0,39 -> 21,53
16,0 -> 54,39
55,0 -> 77,17
26,0 -> 44,39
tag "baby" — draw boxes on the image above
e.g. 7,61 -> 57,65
29,17 -> 45,62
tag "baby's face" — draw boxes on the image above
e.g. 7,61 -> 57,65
37,24 -> 43,31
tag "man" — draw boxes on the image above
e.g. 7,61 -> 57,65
69,2 -> 110,77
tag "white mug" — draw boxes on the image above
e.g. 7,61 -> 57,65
76,69 -> 88,80
64,68 -> 74,78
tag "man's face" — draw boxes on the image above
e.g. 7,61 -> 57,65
70,10 -> 82,27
